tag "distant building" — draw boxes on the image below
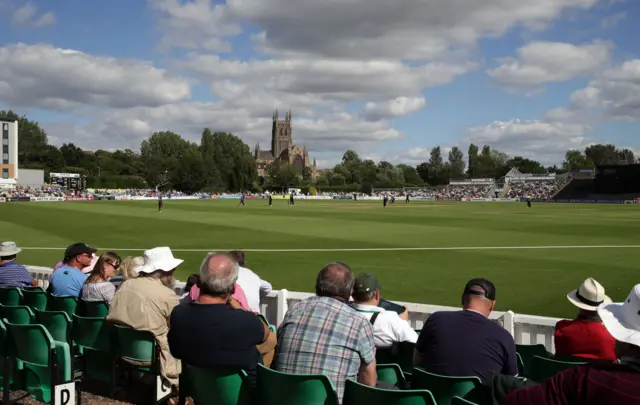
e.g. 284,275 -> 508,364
0,120 -> 18,187
253,110 -> 316,178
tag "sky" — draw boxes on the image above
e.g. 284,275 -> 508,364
0,0 -> 639,169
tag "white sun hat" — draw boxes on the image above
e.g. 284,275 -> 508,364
0,241 -> 22,257
598,284 -> 640,348
567,277 -> 612,311
137,247 -> 183,274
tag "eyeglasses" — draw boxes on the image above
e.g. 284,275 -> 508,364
107,262 -> 120,270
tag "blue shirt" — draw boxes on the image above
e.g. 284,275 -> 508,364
0,261 -> 34,287
49,265 -> 88,297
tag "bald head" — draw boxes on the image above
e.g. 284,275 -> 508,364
199,253 -> 239,298
316,262 -> 354,301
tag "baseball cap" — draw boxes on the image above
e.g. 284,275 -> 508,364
64,243 -> 97,259
463,278 -> 496,300
353,272 -> 381,293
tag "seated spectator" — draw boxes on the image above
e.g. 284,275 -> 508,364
0,242 -> 38,288
54,253 -> 98,273
0,241 -> 38,287
350,272 -> 418,347
273,262 -> 377,403
229,250 -> 273,313
82,252 -> 121,305
180,273 -> 251,310
502,284 -> 640,405
107,247 -> 182,389
168,253 -> 274,388
109,256 -> 142,289
414,278 -> 517,383
554,278 -> 616,361
49,243 -> 96,297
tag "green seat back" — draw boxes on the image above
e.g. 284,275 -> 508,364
0,288 -> 22,306
114,324 -> 155,364
4,320 -> 72,403
377,364 -> 407,389
1,305 -> 34,325
78,300 -> 109,318
21,289 -> 48,312
257,364 -> 338,405
343,379 -> 436,405
48,296 -> 78,318
411,368 -> 481,405
35,310 -> 72,345
515,344 -> 549,377
451,396 -> 479,405
72,315 -> 115,385
181,364 -> 251,405
0,319 -> 18,390
529,355 -> 586,382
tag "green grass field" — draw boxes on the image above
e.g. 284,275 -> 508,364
1,199 -> 639,319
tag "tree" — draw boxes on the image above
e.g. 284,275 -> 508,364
174,147 -> 207,193
448,147 -> 465,179
209,132 -> 258,191
265,162 -> 300,188
397,164 -> 422,185
505,156 -> 547,174
416,162 -> 429,183
584,144 -> 618,166
140,131 -> 192,188
199,128 -> 223,191
562,150 -> 593,171
467,144 -> 479,178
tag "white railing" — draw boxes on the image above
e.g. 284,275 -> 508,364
27,266 -> 561,353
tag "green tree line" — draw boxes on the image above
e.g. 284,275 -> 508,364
2,110 -> 637,193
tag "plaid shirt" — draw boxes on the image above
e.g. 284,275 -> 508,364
273,296 -> 376,402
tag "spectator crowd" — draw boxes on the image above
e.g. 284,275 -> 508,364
0,239 -> 638,405
506,180 -> 565,199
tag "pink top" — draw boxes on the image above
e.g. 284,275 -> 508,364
188,283 -> 251,311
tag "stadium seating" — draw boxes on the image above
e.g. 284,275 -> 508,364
21,288 -> 48,312
342,379 -> 437,405
515,344 -> 549,377
376,363 -> 407,389
411,368 -> 482,405
78,299 -> 109,318
529,355 -> 587,382
0,288 -> 22,306
256,363 -> 339,405
179,364 -> 251,405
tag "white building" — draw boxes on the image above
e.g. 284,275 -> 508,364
1,120 -> 18,188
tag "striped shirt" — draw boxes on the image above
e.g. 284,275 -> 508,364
502,363 -> 640,405
82,281 -> 116,305
0,261 -> 34,287
273,296 -> 376,403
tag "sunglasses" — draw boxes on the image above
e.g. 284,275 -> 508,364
107,262 -> 120,270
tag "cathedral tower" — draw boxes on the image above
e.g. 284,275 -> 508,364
271,109 -> 293,158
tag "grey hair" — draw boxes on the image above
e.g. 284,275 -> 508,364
315,262 -> 354,301
199,253 -> 239,297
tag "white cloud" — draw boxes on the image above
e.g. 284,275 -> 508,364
487,40 -> 612,86
0,43 -> 191,109
233,0 -> 599,61
11,3 -> 55,27
149,0 -> 241,52
179,55 -> 475,104
465,119 -> 592,164
363,97 -> 427,121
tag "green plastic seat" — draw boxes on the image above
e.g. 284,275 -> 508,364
179,364 -> 251,405
515,344 -> 549,377
0,305 -> 34,325
21,289 -> 48,312
451,396 -> 480,405
529,355 -> 586,382
35,310 -> 72,346
0,319 -> 21,401
72,315 -> 117,396
257,363 -> 339,405
48,296 -> 78,318
411,368 -> 482,405
78,300 -> 109,318
113,324 -> 171,404
377,363 -> 407,389
4,319 -> 75,404
0,288 -> 22,306
257,314 -> 277,333
343,379 -> 436,405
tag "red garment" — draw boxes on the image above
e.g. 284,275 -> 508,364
501,364 -> 640,405
554,318 -> 617,360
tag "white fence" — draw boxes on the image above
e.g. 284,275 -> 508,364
28,266 -> 561,353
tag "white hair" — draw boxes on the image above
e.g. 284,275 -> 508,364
199,253 -> 239,297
